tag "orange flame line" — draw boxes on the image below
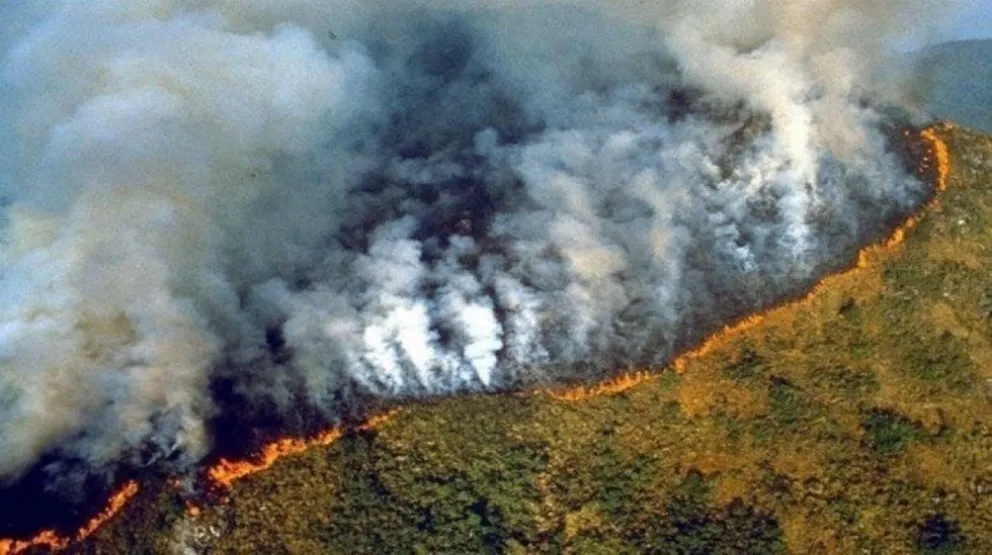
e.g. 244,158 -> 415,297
0,125 -> 955,552
545,370 -> 656,401
206,410 -> 400,491
0,481 -> 139,555
544,124 -> 953,401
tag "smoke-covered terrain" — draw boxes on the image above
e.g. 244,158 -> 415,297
911,39 -> 992,134
0,0 -> 946,490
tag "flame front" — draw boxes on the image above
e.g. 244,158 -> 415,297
207,428 -> 345,490
544,124 -> 954,401
0,412 -> 401,553
0,481 -> 139,555
206,410 -> 399,491
546,370 -> 656,401
0,125 -> 954,552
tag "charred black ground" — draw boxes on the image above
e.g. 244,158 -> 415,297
0,123 -> 942,543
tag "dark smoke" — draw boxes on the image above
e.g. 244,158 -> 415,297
0,1 -> 945,491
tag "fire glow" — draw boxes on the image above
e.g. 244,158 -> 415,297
0,126 -> 955,553
206,410 -> 400,491
544,124 -> 954,402
0,482 -> 138,555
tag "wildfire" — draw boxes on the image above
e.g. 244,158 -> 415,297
672,314 -> 767,373
0,481 -> 139,555
544,124 -> 954,401
206,410 -> 399,490
0,412 -> 400,553
546,370 -> 655,401
207,428 -> 344,490
0,125 -> 954,553
857,124 -> 953,263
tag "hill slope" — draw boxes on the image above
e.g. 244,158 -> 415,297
912,39 -> 992,133
77,125 -> 991,554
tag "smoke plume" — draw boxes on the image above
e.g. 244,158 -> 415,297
0,1 -> 943,484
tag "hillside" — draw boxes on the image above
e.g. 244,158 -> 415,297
50,125 -> 992,553
912,39 -> 992,133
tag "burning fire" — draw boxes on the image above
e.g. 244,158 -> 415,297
0,481 -> 138,555
206,410 -> 400,491
206,429 -> 344,490
859,124 -> 953,260
0,125 -> 954,552
545,124 -> 954,401
546,370 -> 656,401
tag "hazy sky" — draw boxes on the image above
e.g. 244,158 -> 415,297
946,0 -> 992,41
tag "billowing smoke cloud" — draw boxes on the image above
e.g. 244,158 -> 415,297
0,1 -> 943,482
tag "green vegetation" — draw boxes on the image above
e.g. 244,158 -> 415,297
80,126 -> 991,554
863,408 -> 925,455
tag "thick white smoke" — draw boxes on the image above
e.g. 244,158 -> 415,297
0,1 -> 942,482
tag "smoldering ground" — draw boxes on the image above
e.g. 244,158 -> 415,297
0,0 -> 951,509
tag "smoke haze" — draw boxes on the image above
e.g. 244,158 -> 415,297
0,1 -> 944,484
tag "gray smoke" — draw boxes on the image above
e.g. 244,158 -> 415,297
0,0 -> 944,481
